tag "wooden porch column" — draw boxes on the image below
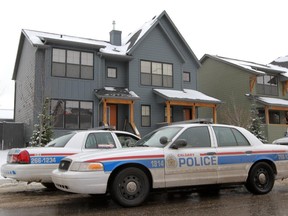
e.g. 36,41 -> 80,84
265,106 -> 269,124
166,101 -> 171,124
129,102 -> 134,123
192,105 -> 196,120
103,99 -> 107,125
213,106 -> 217,123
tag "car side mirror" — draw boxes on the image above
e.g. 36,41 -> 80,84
160,136 -> 168,145
170,139 -> 187,149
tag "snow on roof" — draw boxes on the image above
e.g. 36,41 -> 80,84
256,96 -> 288,107
100,15 -> 157,55
153,89 -> 221,103
95,87 -> 140,100
267,64 -> 288,78
23,14 -> 158,57
23,29 -> 108,47
213,55 -> 288,76
273,56 -> 288,63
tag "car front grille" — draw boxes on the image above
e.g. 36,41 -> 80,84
59,159 -> 71,171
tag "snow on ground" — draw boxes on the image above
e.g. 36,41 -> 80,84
0,150 -> 9,179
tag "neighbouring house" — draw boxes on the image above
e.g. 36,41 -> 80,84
12,11 -> 220,142
198,54 -> 288,143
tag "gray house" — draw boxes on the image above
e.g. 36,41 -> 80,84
13,11 -> 220,141
198,54 -> 288,143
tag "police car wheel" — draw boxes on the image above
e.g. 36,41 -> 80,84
110,167 -> 150,207
245,162 -> 274,195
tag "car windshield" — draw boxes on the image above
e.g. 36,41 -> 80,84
45,133 -> 76,147
135,126 -> 183,148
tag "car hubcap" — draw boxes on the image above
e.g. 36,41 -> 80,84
126,181 -> 137,194
120,175 -> 141,199
258,173 -> 267,185
255,168 -> 268,188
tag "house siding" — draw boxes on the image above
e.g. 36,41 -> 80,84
13,11 -> 203,140
105,61 -> 128,87
128,24 -> 198,135
198,58 -> 251,126
14,38 -> 37,141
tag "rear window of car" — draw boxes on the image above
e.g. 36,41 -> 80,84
46,133 -> 75,147
85,132 -> 116,149
213,126 -> 250,147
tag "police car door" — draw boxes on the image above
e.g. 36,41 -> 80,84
164,125 -> 218,188
212,126 -> 252,183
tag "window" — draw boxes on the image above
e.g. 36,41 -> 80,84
115,133 -> 139,147
213,126 -> 250,147
256,75 -> 278,96
107,67 -> 117,78
51,99 -> 93,129
141,105 -> 151,127
52,48 -> 93,79
141,60 -> 173,87
175,126 -> 211,148
183,72 -> 190,82
85,132 -> 115,149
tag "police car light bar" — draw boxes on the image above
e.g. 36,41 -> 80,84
171,118 -> 213,125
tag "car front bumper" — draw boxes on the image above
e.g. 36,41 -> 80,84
51,169 -> 109,194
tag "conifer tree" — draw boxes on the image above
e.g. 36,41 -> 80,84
248,99 -> 267,143
31,98 -> 53,146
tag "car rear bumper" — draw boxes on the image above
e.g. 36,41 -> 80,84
1,163 -> 56,183
52,169 -> 109,194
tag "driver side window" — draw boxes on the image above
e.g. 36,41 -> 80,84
176,126 -> 211,148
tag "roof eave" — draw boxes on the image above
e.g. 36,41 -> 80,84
200,54 -> 265,75
42,37 -> 106,49
98,52 -> 134,61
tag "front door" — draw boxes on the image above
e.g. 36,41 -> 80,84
164,126 -> 218,187
183,108 -> 191,120
107,104 -> 117,129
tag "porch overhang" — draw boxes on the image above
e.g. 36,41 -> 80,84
94,87 -> 140,136
153,88 -> 221,124
94,87 -> 140,101
253,96 -> 288,125
255,96 -> 288,109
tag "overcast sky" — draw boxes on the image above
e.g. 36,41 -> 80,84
1,0 -> 288,110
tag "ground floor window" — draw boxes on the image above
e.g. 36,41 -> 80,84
141,105 -> 151,127
51,99 -> 93,129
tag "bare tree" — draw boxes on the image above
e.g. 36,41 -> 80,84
220,96 -> 250,128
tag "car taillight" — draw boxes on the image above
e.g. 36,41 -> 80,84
9,150 -> 30,164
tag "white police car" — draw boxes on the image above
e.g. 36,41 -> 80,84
1,129 -> 139,188
52,123 -> 288,207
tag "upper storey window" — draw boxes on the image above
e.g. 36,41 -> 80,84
141,60 -> 173,87
256,75 -> 278,96
52,48 -> 94,80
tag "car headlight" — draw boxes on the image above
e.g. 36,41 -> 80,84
69,162 -> 104,172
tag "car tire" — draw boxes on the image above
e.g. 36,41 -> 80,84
245,162 -> 275,194
110,167 -> 150,207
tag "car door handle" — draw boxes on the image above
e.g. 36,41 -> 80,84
245,151 -> 252,154
206,152 -> 216,155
